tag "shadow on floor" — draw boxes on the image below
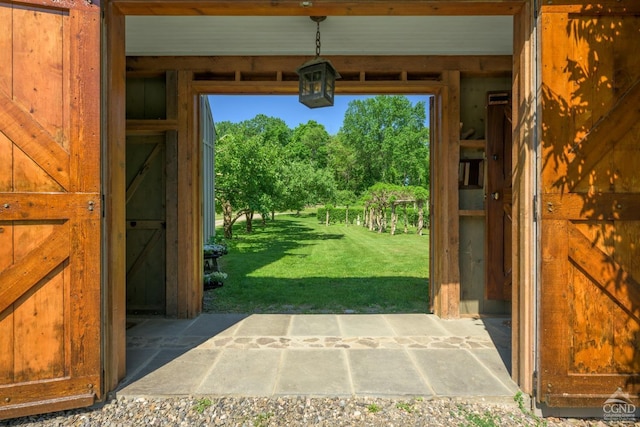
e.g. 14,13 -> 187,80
118,313 -> 519,399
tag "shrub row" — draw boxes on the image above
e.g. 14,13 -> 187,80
317,206 -> 428,227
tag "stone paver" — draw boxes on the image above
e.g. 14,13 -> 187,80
119,314 -> 519,400
348,349 -> 434,397
410,348 -> 514,396
337,314 -> 396,336
198,349 -> 281,395
120,349 -> 220,395
289,314 -> 341,336
234,314 -> 291,336
276,349 -> 352,396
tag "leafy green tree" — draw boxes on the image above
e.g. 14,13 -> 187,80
288,120 -> 330,168
215,122 -> 281,238
242,114 -> 292,147
326,134 -> 360,193
339,95 -> 430,193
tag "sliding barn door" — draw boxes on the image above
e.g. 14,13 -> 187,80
539,3 -> 640,407
0,0 -> 101,419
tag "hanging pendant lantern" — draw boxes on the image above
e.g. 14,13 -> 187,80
297,16 -> 340,108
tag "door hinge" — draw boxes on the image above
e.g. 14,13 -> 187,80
533,194 -> 537,223
532,370 -> 538,401
102,194 -> 105,218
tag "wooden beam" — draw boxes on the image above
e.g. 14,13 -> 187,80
0,193 -> 99,220
126,119 -> 178,133
192,81 -> 443,95
566,79 -> 640,192
431,71 -> 461,319
567,224 -> 640,325
125,143 -> 162,204
176,71 -> 202,318
540,1 -> 640,14
444,70 -> 461,319
103,4 -> 127,393
0,93 -> 70,190
542,193 -> 640,221
113,0 -> 525,16
127,55 -> 513,74
0,225 -> 69,314
511,0 -> 535,395
165,130 -> 179,317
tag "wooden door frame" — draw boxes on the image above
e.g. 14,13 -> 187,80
103,0 -> 536,396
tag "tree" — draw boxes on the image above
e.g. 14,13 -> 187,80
339,95 -> 430,194
288,120 -> 330,168
242,114 -> 292,147
215,122 -> 282,238
326,134 -> 359,193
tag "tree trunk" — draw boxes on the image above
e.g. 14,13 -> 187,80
369,208 -> 376,231
271,210 -> 276,220
223,200 -> 234,239
390,204 -> 397,235
417,202 -> 424,236
246,211 -> 254,233
403,205 -> 409,234
325,209 -> 330,226
345,206 -> 349,226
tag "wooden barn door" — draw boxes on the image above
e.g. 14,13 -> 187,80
0,0 -> 101,419
485,91 -> 512,301
539,3 -> 640,407
126,135 -> 168,314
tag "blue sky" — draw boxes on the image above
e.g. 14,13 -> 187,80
208,95 -> 430,135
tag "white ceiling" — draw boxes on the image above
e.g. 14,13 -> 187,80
125,16 -> 513,56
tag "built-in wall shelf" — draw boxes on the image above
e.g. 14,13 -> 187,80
460,139 -> 486,149
459,210 -> 485,217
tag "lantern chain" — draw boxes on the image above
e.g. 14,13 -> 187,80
315,21 -> 321,57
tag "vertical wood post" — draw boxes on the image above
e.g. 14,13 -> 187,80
104,3 -> 127,392
431,71 -> 461,319
176,71 -> 203,318
511,2 -> 536,395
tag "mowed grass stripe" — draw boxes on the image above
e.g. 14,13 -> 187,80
205,213 -> 430,313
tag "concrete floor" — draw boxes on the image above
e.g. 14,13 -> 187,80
117,313 -> 519,400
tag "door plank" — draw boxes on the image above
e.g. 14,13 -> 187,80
0,193 -> 99,221
126,228 -> 162,281
0,94 -> 70,190
125,143 -> 162,204
0,375 -> 99,417
567,224 -> 640,324
542,193 -> 640,221
0,225 -> 70,315
566,79 -> 640,192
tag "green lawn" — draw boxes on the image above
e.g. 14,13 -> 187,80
204,213 -> 430,314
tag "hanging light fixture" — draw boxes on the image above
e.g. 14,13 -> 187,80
296,16 -> 340,108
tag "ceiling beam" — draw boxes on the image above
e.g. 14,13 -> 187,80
113,0 -> 525,16
126,55 -> 513,74
191,80 -> 445,95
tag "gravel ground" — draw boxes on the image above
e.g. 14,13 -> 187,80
2,396 -> 638,427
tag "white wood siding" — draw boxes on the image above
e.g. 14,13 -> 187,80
201,96 -> 216,242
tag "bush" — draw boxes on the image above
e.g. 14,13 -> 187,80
316,207 -> 362,225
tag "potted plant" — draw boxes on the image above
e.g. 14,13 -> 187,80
204,271 -> 228,290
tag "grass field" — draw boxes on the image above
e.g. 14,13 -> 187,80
204,213 -> 430,314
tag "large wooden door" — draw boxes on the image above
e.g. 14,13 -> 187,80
0,0 -> 101,419
485,91 -> 512,301
539,3 -> 640,407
